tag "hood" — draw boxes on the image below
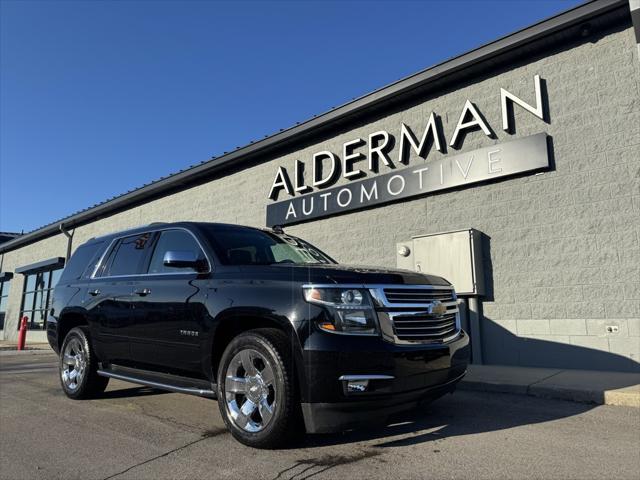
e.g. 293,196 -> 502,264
234,263 -> 451,286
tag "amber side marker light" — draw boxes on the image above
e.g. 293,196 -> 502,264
319,322 -> 336,331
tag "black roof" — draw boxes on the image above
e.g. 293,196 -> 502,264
85,221 -> 270,245
0,0 -> 630,254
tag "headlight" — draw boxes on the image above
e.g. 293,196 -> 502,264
303,287 -> 378,335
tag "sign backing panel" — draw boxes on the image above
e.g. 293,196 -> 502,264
266,133 -> 550,227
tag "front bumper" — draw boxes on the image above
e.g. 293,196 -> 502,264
302,371 -> 465,433
299,329 -> 470,433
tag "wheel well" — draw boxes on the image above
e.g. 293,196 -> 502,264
211,316 -> 294,381
57,313 -> 88,350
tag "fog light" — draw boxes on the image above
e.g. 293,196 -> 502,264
346,380 -> 369,393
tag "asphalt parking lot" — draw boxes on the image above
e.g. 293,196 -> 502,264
1,352 -> 638,480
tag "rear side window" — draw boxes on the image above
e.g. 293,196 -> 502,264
147,230 -> 205,274
59,241 -> 104,283
102,233 -> 153,277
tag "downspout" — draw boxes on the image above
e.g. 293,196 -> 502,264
59,223 -> 74,261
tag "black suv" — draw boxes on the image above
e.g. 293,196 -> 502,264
48,222 -> 469,448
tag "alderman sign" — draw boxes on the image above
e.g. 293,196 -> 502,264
266,74 -> 552,227
266,133 -> 550,227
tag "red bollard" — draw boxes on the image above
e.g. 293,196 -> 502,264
17,316 -> 28,351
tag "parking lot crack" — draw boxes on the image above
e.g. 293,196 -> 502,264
101,431 -> 219,480
526,370 -> 564,394
137,403 -> 203,431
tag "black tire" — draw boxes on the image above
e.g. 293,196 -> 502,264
217,328 -> 300,449
59,326 -> 109,399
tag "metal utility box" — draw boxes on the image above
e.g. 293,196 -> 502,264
396,229 -> 485,296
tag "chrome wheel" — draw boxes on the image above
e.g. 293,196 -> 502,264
61,337 -> 86,391
224,349 -> 276,433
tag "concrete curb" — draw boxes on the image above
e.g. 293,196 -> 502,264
603,388 -> 640,408
459,365 -> 640,408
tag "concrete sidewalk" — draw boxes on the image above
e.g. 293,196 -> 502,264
459,364 -> 640,408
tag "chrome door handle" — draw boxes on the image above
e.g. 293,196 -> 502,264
133,288 -> 151,296
88,289 -> 101,296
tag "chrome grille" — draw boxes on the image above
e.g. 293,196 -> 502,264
383,288 -> 454,304
382,287 -> 458,314
390,313 -> 457,341
371,285 -> 460,345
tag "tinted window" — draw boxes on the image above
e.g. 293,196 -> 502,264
202,226 -> 334,266
103,233 -> 152,277
148,230 -> 205,274
59,241 -> 104,283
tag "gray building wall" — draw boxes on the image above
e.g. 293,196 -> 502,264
1,22 -> 638,371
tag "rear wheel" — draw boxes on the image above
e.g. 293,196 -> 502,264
217,329 -> 299,448
59,327 -> 109,399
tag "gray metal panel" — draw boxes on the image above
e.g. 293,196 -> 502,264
403,229 -> 485,296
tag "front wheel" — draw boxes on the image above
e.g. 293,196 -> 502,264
59,326 -> 109,399
217,329 -> 299,448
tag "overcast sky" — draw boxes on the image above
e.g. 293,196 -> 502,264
0,0 -> 583,233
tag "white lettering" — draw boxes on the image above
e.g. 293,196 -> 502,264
501,74 -> 544,132
455,156 -> 474,179
368,130 -> 392,170
285,202 -> 297,219
320,192 -> 331,211
302,196 -> 314,215
313,151 -> 339,187
269,166 -> 294,200
360,182 -> 378,202
398,113 -> 442,163
342,138 -> 366,179
336,188 -> 353,207
294,160 -> 311,193
488,149 -> 502,174
450,100 -> 493,148
412,167 -> 429,189
268,75 -> 547,202
387,175 -> 405,196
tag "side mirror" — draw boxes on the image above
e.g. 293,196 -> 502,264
163,250 -> 201,270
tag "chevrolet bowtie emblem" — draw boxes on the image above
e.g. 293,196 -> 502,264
429,301 -> 447,316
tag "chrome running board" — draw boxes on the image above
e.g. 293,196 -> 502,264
97,368 -> 217,398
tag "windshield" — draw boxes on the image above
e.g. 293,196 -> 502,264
202,226 -> 335,266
